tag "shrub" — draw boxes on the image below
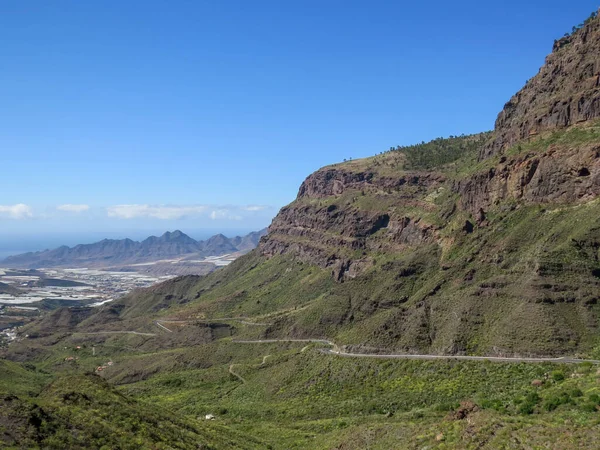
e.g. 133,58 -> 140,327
569,388 -> 583,398
516,391 -> 541,415
480,398 -> 504,412
542,392 -> 571,411
581,402 -> 598,413
525,392 -> 541,403
551,371 -> 565,382
434,402 -> 459,412
518,401 -> 536,415
578,362 -> 594,374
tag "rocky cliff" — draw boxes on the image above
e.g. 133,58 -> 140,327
260,165 -> 443,279
456,128 -> 600,214
482,10 -> 600,159
230,13 -> 600,355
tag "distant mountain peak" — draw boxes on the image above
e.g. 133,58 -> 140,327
1,229 -> 269,269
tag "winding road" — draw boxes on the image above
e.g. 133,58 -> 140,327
232,339 -> 600,364
145,320 -> 600,365
228,353 -> 271,385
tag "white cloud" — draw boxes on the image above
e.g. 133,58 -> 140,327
209,209 -> 242,221
57,204 -> 90,213
242,205 -> 269,211
106,204 -> 272,221
106,204 -> 209,220
0,204 -> 33,219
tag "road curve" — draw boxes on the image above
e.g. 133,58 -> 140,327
232,339 -> 600,364
152,320 -> 600,364
232,338 -> 339,353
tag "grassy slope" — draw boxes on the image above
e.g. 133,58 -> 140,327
107,340 -> 600,448
0,362 -> 262,449
135,195 -> 598,356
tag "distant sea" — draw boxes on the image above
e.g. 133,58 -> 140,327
0,228 -> 256,262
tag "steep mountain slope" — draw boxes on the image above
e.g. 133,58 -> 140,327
40,13 -> 600,358
3,229 -> 267,269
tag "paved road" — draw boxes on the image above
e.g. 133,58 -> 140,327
323,349 -> 599,364
232,339 -> 600,364
148,321 -> 600,364
88,320 -> 599,365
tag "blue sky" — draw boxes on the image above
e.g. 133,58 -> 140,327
1,0 -> 597,238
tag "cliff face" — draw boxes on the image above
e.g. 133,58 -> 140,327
456,135 -> 600,214
260,165 -> 442,279
482,11 -> 600,159
260,129 -> 600,281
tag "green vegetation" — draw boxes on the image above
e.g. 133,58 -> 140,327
4,337 -> 600,449
4,112 -> 597,446
506,119 -> 600,157
555,9 -> 598,45
389,132 -> 491,170
0,366 -> 262,449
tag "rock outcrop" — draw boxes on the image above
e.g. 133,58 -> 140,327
457,143 -> 600,214
481,10 -> 600,159
260,166 -> 442,279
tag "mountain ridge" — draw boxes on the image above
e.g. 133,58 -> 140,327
2,229 -> 267,269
